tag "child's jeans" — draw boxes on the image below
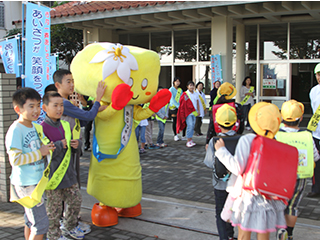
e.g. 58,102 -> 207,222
15,184 -> 49,235
186,114 -> 196,138
157,120 -> 165,144
135,125 -> 146,143
46,184 -> 82,240
145,120 -> 154,145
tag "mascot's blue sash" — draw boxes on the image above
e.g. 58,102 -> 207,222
93,105 -> 133,161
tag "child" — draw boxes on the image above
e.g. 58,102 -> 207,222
169,77 -> 183,141
155,86 -> 169,148
41,91 -> 83,240
53,69 -> 106,235
53,69 -> 106,185
5,87 -> 55,240
143,103 -> 159,149
204,104 -> 237,240
206,82 -> 244,150
82,96 -> 95,151
275,100 -> 320,240
177,81 -> 200,148
135,119 -> 148,153
214,102 -> 287,240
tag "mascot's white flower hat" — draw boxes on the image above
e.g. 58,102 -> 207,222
90,42 -> 139,85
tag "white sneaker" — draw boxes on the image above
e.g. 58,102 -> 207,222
174,135 -> 180,141
190,140 -> 196,146
186,141 -> 195,148
61,225 -> 84,239
181,136 -> 188,141
58,236 -> 69,240
47,236 -> 69,240
78,221 -> 91,235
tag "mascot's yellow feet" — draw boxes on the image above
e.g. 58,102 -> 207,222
91,203 -> 118,227
115,203 -> 142,218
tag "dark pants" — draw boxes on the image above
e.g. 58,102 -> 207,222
169,109 -> 178,135
214,188 -> 234,240
194,116 -> 203,134
242,104 -> 251,127
312,137 -> 320,193
84,120 -> 93,148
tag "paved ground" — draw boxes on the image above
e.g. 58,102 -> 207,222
79,120 -> 320,221
1,118 -> 320,239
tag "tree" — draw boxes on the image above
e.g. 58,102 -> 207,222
4,28 -> 22,38
50,24 -> 83,67
50,1 -> 83,67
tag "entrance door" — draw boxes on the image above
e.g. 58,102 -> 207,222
291,63 -> 317,115
175,66 -> 193,91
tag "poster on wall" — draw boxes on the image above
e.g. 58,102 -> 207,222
211,54 -> 223,86
24,2 -> 51,123
263,79 -> 276,89
0,37 -> 20,77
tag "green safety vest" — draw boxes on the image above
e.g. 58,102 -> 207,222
45,120 -> 72,190
185,91 -> 199,117
198,93 -> 206,112
307,104 -> 320,132
240,86 -> 254,105
10,123 -> 52,208
169,88 -> 182,110
276,130 -> 314,179
155,104 -> 169,123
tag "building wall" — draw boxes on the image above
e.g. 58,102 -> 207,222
0,74 -> 17,202
0,1 -> 22,39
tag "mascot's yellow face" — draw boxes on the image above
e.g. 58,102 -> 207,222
70,43 -> 160,104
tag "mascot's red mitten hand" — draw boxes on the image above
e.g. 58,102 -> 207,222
149,89 -> 172,113
111,84 -> 133,110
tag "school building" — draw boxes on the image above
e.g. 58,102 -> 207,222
49,0 -> 320,113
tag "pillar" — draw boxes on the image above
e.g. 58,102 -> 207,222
0,74 -> 17,202
236,24 -> 245,102
211,16 -> 233,84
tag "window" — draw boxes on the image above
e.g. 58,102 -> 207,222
174,30 -> 196,62
151,32 -> 172,63
260,24 -> 287,60
0,2 -> 4,29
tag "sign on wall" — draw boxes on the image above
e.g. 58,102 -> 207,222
263,79 -> 276,89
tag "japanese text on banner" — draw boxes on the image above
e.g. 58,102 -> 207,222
25,2 -> 51,123
0,38 -> 20,77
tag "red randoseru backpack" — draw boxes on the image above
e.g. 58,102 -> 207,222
242,135 -> 298,201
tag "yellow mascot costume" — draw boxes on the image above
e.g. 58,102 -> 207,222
71,42 -> 171,227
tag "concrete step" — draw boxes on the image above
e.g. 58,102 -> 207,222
79,189 -> 320,240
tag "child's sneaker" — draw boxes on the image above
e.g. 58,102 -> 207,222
47,236 -> 69,240
160,143 -> 168,148
139,148 -> 145,154
174,135 -> 180,141
277,228 -> 288,240
58,236 -> 69,240
61,225 -> 84,239
186,141 -> 195,148
148,144 -> 160,149
78,221 -> 91,235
